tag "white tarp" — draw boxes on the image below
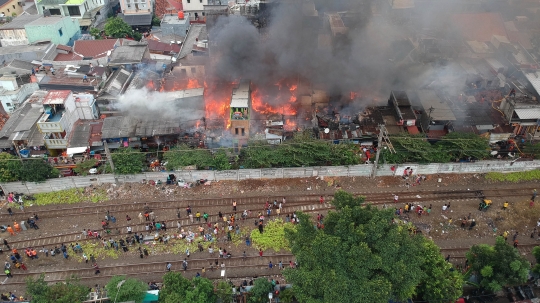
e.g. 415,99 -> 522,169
67,146 -> 87,155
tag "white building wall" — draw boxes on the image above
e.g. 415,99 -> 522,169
182,0 -> 207,12
0,83 -> 39,114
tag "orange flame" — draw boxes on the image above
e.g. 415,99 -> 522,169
204,81 -> 232,129
251,81 -> 298,116
284,119 -> 297,131
160,78 -> 203,92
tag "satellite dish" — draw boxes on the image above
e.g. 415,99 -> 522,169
324,128 -> 330,134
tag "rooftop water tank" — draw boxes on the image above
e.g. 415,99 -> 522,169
178,11 -> 184,19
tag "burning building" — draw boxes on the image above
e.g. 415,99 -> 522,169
230,81 -> 250,140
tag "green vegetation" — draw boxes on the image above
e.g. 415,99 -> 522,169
383,132 -> 490,164
532,246 -> 540,274
73,159 -> 98,176
105,276 -> 148,303
104,17 -> 138,39
152,15 -> 161,26
111,148 -> 146,174
0,154 -> 59,182
248,278 -> 274,303
26,274 -> 89,303
486,170 -> 540,182
250,218 -> 294,252
89,27 -> 101,39
0,153 -> 20,182
466,237 -> 529,292
160,273 -> 216,303
164,145 -> 232,170
33,188 -> 107,205
283,191 -> 463,303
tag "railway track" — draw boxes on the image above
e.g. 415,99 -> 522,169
0,187 -> 537,286
2,254 -> 295,285
1,187 -> 534,222
2,188 -> 534,251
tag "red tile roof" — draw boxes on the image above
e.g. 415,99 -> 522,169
451,13 -> 508,42
73,39 -> 119,59
56,44 -> 72,52
54,52 -> 84,61
147,39 -> 181,53
155,0 -> 183,18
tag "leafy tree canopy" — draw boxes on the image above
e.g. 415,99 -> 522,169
467,237 -> 530,292
16,159 -> 56,182
184,277 -> 216,303
0,153 -> 20,182
105,276 -> 147,303
248,278 -> 273,303
160,272 -> 191,302
104,17 -> 133,38
283,191 -> 463,303
26,274 -> 89,303
383,132 -> 490,164
215,280 -> 233,303
111,148 -> 146,174
73,158 -> 98,176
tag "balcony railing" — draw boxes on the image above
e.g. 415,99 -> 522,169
37,113 -> 64,133
44,138 -> 68,149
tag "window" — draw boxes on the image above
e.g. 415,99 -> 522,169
58,28 -> 63,36
190,67 -> 196,73
235,128 -> 239,135
241,128 -> 245,136
5,103 -> 11,107
187,0 -> 190,3
7,9 -> 9,12
199,0 -> 202,2
67,6 -> 81,16
12,5 -> 14,9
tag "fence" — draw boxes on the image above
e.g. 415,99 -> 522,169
2,160 -> 540,194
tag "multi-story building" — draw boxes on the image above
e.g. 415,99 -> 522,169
118,0 -> 152,27
37,90 -> 98,151
0,75 -> 40,114
0,14 -> 41,46
24,16 -> 80,46
0,0 -> 24,18
34,0 -> 106,26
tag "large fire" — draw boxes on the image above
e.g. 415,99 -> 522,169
251,81 -> 298,116
284,119 -> 297,131
160,78 -> 203,92
204,81 -> 233,129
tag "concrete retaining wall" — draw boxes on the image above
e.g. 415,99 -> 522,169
2,160 -> 539,194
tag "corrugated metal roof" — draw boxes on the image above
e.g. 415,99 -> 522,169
416,90 -> 456,121
524,72 -> 540,95
451,13 -> 508,42
515,108 -> 540,120
118,13 -> 152,26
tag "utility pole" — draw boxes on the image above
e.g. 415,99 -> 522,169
103,141 -> 116,175
371,124 -> 385,178
371,124 -> 395,178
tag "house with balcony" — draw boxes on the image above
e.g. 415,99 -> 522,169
34,0 -> 106,27
500,95 -> 540,140
37,90 -> 98,152
118,0 -> 152,27
0,75 -> 39,114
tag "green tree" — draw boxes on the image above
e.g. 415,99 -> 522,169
163,145 -> 213,170
16,159 -> 56,182
435,132 -> 490,160
283,191 -> 463,303
278,287 -> 295,303
466,237 -> 530,292
152,15 -> 161,26
212,150 -> 232,170
248,278 -> 273,303
111,148 -> 146,174
0,153 -> 19,182
104,17 -> 133,38
215,280 -> 233,303
73,158 -> 98,176
26,274 -> 89,303
160,272 -> 191,302
533,246 -> 540,274
25,273 -> 49,303
184,277 -> 216,303
105,276 -> 147,303
89,27 -> 101,39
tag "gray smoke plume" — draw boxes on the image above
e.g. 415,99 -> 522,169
209,0 -> 473,103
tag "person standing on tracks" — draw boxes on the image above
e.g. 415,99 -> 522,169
468,219 -> 476,230
233,200 -> 237,212
176,208 -> 181,219
203,212 -> 209,223
166,262 -> 172,271
196,211 -> 201,222
319,196 -> 324,204
189,213 -> 194,223
503,201 -> 509,210
6,226 -> 14,236
93,263 -> 100,275
393,195 -> 398,204
259,249 -> 263,257
182,259 -> 188,271
138,213 -> 143,223
3,239 -> 9,250
186,205 -> 192,216
533,189 -> 538,201
268,261 -> 273,270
